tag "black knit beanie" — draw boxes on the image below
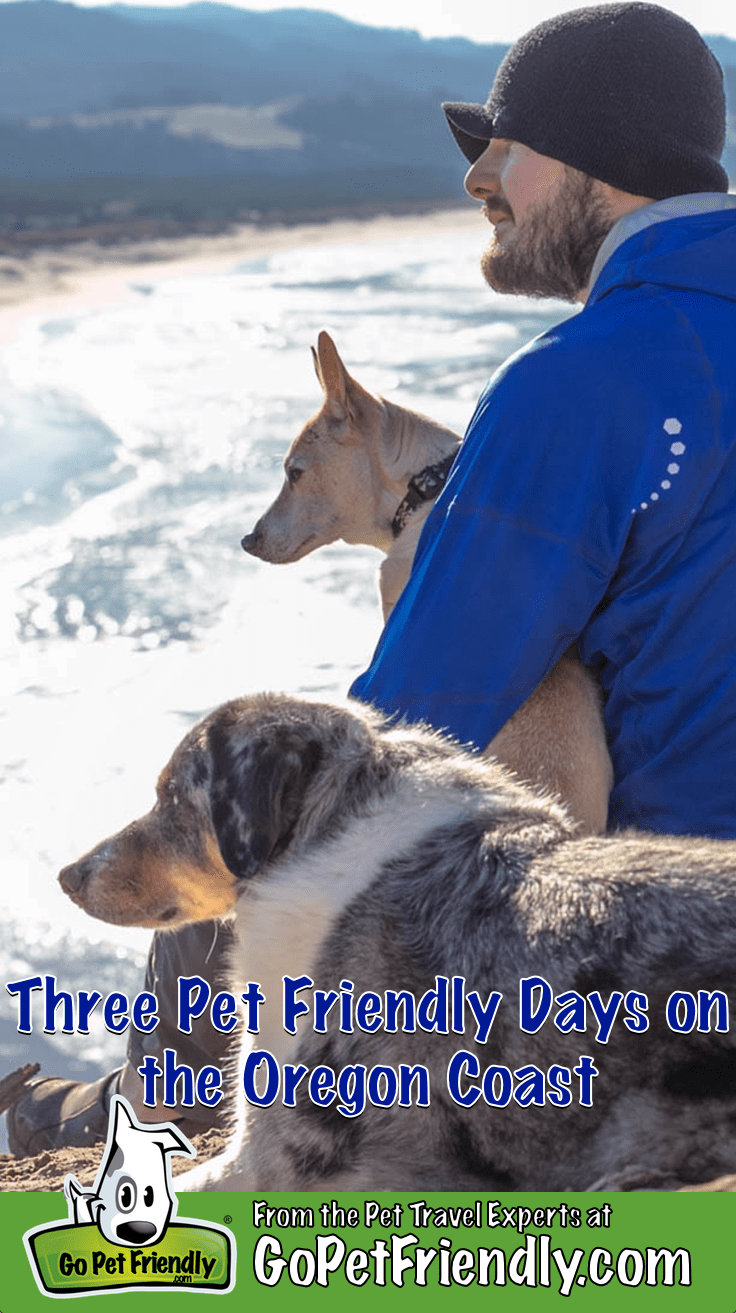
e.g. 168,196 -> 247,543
443,3 -> 728,199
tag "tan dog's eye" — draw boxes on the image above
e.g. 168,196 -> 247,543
287,466 -> 303,486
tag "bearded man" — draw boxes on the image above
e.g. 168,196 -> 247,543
352,2 -> 736,839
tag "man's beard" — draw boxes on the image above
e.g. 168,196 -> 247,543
480,168 -> 615,302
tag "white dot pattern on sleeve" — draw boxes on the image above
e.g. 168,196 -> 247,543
631,419 -> 686,514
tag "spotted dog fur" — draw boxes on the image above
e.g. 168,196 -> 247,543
61,693 -> 736,1192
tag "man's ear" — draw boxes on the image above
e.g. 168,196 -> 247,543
208,725 -> 324,880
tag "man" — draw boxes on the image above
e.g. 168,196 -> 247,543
352,1 -> 736,839
7,0 -> 735,1155
5,922 -> 233,1157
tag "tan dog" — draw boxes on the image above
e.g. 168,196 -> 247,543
242,331 -> 461,620
242,333 -> 612,833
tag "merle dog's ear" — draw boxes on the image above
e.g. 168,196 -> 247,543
208,725 -> 323,880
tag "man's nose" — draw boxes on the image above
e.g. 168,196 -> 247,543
464,143 -> 496,199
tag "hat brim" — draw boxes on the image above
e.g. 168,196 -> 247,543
442,102 -> 495,163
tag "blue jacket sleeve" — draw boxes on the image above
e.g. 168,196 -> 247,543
349,331 -> 638,748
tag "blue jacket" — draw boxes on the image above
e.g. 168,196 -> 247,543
351,207 -> 736,837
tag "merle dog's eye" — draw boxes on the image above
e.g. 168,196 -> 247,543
287,466 -> 303,485
144,1185 -> 154,1207
116,1178 -> 136,1212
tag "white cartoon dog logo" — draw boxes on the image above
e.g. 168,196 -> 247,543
64,1095 -> 196,1246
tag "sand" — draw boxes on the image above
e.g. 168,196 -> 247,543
0,1127 -> 229,1192
0,205 -> 480,346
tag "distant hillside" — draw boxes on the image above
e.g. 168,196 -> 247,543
0,2 -> 506,116
0,1 -> 733,233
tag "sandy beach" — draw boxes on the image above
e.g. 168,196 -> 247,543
0,205 -> 480,346
0,1126 -> 229,1191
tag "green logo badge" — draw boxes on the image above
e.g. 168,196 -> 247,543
23,1095 -> 236,1296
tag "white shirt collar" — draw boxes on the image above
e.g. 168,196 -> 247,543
586,191 -> 736,298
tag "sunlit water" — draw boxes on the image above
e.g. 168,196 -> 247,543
0,220 -> 572,1122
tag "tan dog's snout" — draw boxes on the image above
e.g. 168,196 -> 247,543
241,478 -> 326,564
241,526 -> 261,554
241,522 -> 275,558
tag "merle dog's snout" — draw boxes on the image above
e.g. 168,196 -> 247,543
59,860 -> 87,896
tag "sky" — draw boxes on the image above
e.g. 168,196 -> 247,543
29,0 -> 736,44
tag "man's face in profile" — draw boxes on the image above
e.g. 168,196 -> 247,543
465,139 -> 616,302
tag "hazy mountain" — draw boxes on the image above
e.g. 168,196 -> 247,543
0,1 -> 733,231
0,1 -> 504,118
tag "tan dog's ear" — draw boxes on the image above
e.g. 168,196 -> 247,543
313,330 -> 383,445
315,330 -> 351,408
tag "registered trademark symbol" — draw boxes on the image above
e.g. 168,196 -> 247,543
223,1214 -> 232,1224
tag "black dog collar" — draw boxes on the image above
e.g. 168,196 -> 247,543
391,452 -> 456,539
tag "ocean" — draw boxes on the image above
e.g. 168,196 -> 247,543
0,216 -> 572,1137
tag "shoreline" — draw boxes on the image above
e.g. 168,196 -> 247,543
0,203 -> 481,346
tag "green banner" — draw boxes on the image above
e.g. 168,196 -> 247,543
2,1188 -> 736,1309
